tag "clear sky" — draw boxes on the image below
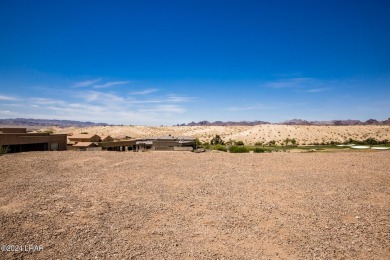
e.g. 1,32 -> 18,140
0,0 -> 389,125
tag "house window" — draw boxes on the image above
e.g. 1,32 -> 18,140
51,142 -> 59,151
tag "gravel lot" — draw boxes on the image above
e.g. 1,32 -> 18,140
1,151 -> 389,259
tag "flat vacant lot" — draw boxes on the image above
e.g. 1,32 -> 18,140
1,151 -> 389,259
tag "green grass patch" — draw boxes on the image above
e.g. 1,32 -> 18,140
211,144 -> 227,152
253,147 -> 265,153
229,145 -> 249,153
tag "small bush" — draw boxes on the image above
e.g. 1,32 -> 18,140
342,137 -> 386,145
195,138 -> 202,146
0,145 -> 9,155
364,137 -> 378,145
254,142 -> 263,146
212,144 -> 227,152
229,145 -> 249,153
253,147 -> 265,153
235,141 -> 244,146
81,132 -> 89,134
267,140 -> 276,146
291,138 -> 297,146
225,139 -> 235,145
210,135 -> 225,145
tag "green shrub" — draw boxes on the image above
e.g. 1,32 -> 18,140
195,138 -> 202,146
267,140 -> 276,146
364,137 -> 378,145
210,135 -> 225,145
212,144 -> 227,152
254,142 -> 263,146
81,132 -> 89,134
291,138 -> 297,146
229,145 -> 249,153
235,140 -> 244,146
253,147 -> 265,153
0,145 -> 9,155
343,137 -> 385,145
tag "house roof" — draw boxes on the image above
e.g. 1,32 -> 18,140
177,136 -> 196,140
179,140 -> 195,144
157,136 -> 176,140
144,137 -> 159,140
100,135 -> 114,140
113,135 -> 130,140
135,136 -> 195,141
72,142 -> 97,147
136,140 -> 153,145
69,134 -> 101,140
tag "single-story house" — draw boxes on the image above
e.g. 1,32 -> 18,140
0,128 -> 67,153
133,136 -> 196,151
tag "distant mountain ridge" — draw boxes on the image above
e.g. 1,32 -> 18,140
1,117 -> 389,127
185,120 -> 270,126
185,117 -> 390,126
0,118 -> 108,127
278,118 -> 390,126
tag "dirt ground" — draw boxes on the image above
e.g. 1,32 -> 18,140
1,151 -> 389,259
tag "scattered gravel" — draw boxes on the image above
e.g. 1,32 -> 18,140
1,150 -> 389,259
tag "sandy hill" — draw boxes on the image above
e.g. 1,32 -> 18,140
48,125 -> 390,145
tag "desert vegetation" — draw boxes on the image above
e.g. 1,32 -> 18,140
228,145 -> 250,153
0,145 -> 8,156
197,134 -> 390,154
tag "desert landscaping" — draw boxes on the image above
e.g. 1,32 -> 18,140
1,150 -> 389,259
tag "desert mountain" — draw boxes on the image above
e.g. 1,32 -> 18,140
186,118 -> 390,126
0,118 -> 108,127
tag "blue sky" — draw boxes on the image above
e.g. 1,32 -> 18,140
0,0 -> 389,125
